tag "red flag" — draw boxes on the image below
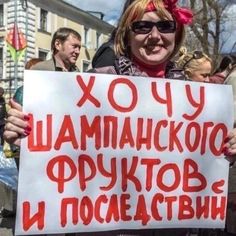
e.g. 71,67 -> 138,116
6,23 -> 27,62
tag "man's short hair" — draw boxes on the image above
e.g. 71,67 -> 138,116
51,27 -> 81,55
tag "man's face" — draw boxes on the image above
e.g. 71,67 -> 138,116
56,34 -> 81,66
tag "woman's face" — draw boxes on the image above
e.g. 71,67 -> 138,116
189,60 -> 212,82
130,11 -> 176,65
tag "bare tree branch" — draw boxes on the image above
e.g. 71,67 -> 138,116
184,0 -> 232,65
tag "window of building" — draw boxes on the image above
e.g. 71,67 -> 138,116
40,9 -> 48,31
96,32 -> 101,49
0,5 -> 4,27
38,49 -> 49,60
82,60 -> 90,72
84,27 -> 89,47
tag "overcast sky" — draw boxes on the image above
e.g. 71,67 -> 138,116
64,0 -> 125,25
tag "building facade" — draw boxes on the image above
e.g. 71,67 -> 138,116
0,0 -> 114,95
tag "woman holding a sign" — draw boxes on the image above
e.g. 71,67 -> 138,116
3,0 -> 236,236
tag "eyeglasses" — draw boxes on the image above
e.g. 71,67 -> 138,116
182,51 -> 204,69
131,20 -> 176,34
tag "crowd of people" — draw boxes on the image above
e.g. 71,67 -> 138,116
0,0 -> 236,235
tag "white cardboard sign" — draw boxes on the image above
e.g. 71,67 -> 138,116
15,70 -> 234,235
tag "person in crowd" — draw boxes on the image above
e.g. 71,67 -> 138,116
2,0 -> 236,236
92,0 -> 136,68
209,55 -> 236,84
0,87 -> 6,146
31,27 -> 81,72
12,27 -> 81,107
175,46 -> 212,82
215,55 -> 234,74
92,25 -> 117,68
225,64 -> 236,128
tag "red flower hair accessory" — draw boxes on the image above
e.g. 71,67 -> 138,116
145,0 -> 193,25
164,0 -> 193,25
145,1 -> 157,12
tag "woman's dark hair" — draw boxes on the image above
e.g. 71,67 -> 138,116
215,55 -> 236,73
51,27 -> 81,55
218,56 -> 232,72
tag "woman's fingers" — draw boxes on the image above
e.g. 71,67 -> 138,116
3,100 -> 30,146
10,98 -> 22,111
4,117 -> 29,136
3,130 -> 21,146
